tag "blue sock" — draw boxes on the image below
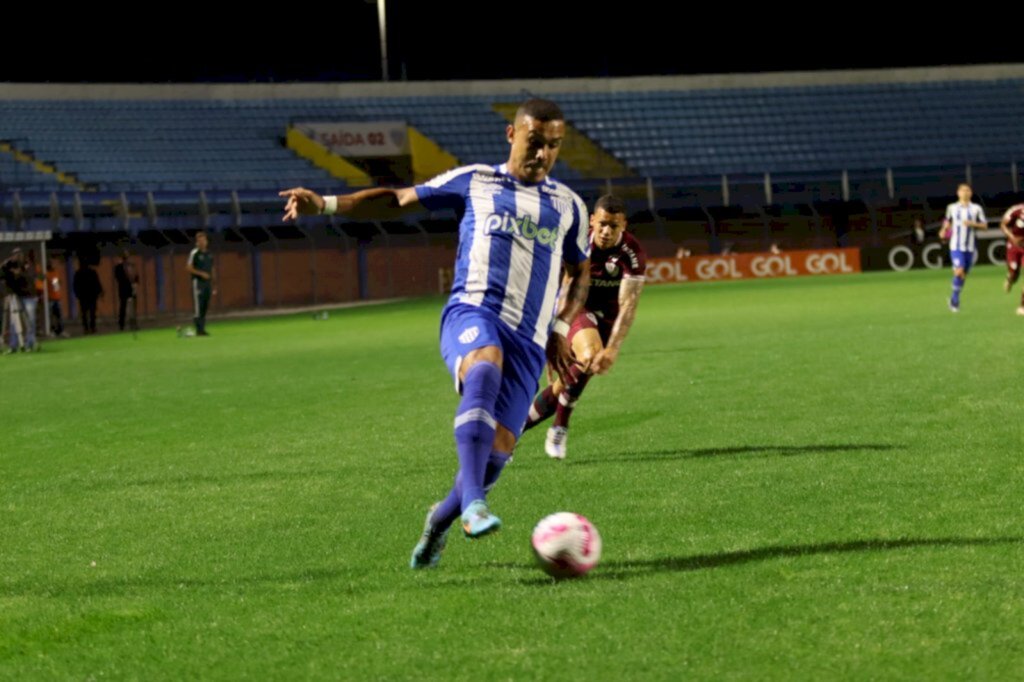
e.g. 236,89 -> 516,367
430,451 -> 511,531
453,361 -> 501,510
483,451 -> 511,493
430,472 -> 463,529
951,275 -> 964,306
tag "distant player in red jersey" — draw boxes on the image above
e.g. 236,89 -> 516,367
523,195 -> 647,458
1000,203 -> 1024,315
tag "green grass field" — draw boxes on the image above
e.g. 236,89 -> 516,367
3,266 -> 1022,680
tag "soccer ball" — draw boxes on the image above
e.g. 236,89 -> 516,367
531,512 -> 602,579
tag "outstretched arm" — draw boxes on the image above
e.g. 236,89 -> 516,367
589,277 -> 644,375
279,186 -> 422,222
546,259 -> 590,385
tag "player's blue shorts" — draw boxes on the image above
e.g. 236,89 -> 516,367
950,250 -> 975,273
439,303 -> 546,439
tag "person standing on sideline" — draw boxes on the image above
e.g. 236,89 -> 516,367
114,251 -> 139,332
1,249 -> 33,351
46,256 -> 66,337
73,256 -> 102,335
186,231 -> 215,336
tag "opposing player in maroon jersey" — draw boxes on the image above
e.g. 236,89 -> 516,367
523,195 -> 647,458
1000,203 -> 1024,315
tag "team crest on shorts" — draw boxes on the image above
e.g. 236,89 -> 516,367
459,326 -> 480,344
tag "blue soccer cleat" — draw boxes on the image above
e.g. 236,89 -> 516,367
461,499 -> 502,539
410,504 -> 450,569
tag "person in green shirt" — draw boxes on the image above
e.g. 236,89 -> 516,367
186,231 -> 215,336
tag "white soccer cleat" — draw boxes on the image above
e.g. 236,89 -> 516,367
545,426 -> 568,460
1016,306 -> 1024,317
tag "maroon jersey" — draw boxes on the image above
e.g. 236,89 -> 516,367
1003,204 -> 1024,239
585,230 -> 647,322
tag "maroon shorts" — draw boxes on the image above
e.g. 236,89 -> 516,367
1007,244 -> 1024,274
569,309 -> 614,346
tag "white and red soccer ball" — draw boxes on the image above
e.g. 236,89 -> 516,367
531,512 -> 602,578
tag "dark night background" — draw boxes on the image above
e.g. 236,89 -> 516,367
1,2 -> 1016,84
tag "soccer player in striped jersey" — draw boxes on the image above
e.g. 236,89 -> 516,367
279,99 -> 591,569
523,195 -> 647,459
941,183 -> 987,312
999,203 -> 1024,315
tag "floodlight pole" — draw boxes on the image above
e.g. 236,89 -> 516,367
378,0 -> 389,82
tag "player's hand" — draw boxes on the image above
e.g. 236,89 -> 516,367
588,347 -> 619,375
545,332 -> 576,386
279,187 -> 325,221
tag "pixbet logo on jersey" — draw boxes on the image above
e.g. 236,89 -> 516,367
482,213 -> 558,246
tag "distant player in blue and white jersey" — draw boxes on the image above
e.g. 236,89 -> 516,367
940,183 -> 987,312
279,99 -> 592,569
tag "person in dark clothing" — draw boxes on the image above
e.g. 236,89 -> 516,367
45,256 -> 65,337
113,251 -> 139,331
186,231 -> 215,336
72,257 -> 103,335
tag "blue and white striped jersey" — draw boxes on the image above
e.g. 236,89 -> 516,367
945,201 -> 987,253
416,163 -> 590,348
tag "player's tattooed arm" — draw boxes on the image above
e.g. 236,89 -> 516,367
590,277 -> 645,375
611,276 -> 644,349
279,186 -> 422,221
547,260 -> 591,385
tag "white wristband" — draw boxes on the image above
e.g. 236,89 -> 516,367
322,195 -> 338,215
552,319 -> 570,337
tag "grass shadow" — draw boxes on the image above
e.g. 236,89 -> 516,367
562,443 -> 902,466
509,535 -> 1023,584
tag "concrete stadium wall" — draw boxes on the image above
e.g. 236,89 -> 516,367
4,65 -> 1024,101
